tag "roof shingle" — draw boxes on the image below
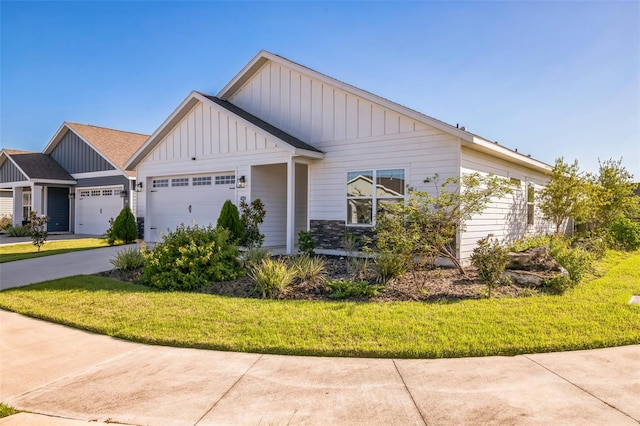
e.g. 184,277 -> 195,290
3,149 -> 75,181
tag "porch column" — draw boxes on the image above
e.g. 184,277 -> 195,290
32,184 -> 44,217
12,187 -> 22,226
286,158 -> 295,254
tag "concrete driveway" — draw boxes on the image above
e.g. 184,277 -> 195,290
1,310 -> 638,425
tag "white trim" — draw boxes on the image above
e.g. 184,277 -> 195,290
0,180 -> 31,189
33,179 -> 77,185
71,170 -> 124,179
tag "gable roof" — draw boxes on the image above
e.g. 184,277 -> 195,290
1,149 -> 75,182
44,122 -> 149,177
218,50 -> 552,173
125,92 -> 323,170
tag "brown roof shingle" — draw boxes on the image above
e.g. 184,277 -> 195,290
65,123 -> 149,177
3,149 -> 75,182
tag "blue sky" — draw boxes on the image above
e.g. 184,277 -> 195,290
1,1 -> 639,178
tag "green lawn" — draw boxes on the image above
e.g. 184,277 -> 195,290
0,238 -> 110,263
0,251 -> 638,358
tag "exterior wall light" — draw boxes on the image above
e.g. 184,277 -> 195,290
237,176 -> 246,189
136,182 -> 143,192
68,192 -> 75,200
120,190 -> 129,198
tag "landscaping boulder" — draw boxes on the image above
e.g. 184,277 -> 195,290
503,246 -> 569,287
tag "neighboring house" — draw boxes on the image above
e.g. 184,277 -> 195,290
126,50 -> 555,262
0,123 -> 148,235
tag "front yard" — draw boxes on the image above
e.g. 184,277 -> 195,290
0,250 -> 638,358
0,238 -> 110,263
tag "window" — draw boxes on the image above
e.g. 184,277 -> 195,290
91,190 -> 101,197
152,179 -> 169,188
22,192 -> 31,221
215,175 -> 236,185
171,178 -> 189,187
79,190 -> 90,197
347,169 -> 405,225
102,189 -> 113,196
192,176 -> 212,186
527,183 -> 535,225
509,177 -> 522,188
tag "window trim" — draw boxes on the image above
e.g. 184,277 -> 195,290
526,181 -> 535,226
346,168 -> 406,227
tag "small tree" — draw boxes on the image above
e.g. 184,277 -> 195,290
470,238 -> 510,298
589,158 -> 640,228
240,198 -> 266,248
217,200 -> 244,242
28,211 -> 49,252
112,206 -> 137,244
375,173 -> 512,275
539,158 -> 590,235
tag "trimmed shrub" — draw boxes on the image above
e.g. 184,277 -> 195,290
112,207 -> 137,244
111,246 -> 145,271
0,215 -> 12,231
327,279 -> 383,299
6,225 -> 30,237
249,258 -> 295,298
217,200 -> 244,242
470,238 -> 509,298
290,255 -> 325,282
240,198 -> 266,248
297,230 -> 315,256
608,217 -> 640,251
142,224 -> 243,291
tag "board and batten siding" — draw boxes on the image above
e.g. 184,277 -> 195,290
135,100 -> 293,244
0,160 -> 27,183
252,164 -> 287,247
459,147 -> 552,262
50,131 -> 115,174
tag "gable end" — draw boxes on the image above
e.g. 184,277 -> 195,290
50,130 -> 116,174
0,158 -> 27,182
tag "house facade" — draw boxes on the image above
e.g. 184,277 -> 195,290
0,123 -> 148,235
126,50 -> 554,261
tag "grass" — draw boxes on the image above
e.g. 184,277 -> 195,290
0,251 -> 638,359
0,403 -> 18,418
0,238 -> 110,263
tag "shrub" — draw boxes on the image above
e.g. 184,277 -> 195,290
6,225 -> 30,237
142,224 -> 243,291
570,231 -> 608,260
550,238 -> 593,286
249,258 -> 295,298
470,238 -> 510,298
297,230 -> 315,256
608,217 -> 640,251
111,207 -> 137,244
217,200 -> 244,242
242,246 -> 271,268
111,246 -> 145,271
375,252 -> 409,283
240,198 -> 266,248
290,254 -> 325,282
105,218 -> 116,245
0,215 -> 12,231
326,279 -> 383,299
28,211 -> 49,252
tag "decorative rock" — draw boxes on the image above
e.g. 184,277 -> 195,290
504,246 -> 569,287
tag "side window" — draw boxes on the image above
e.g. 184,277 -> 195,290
346,169 -> 405,225
527,183 -> 535,225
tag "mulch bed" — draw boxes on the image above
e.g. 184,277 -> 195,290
97,255 -> 541,302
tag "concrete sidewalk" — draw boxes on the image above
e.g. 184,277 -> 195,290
1,310 -> 638,425
0,244 -> 136,290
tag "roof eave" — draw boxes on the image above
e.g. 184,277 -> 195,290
466,136 -> 552,173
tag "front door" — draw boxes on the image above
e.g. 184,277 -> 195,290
47,187 -> 69,232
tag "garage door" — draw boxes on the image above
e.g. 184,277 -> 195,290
76,187 -> 124,235
148,174 -> 236,242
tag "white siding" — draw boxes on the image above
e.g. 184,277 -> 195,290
460,147 -> 552,262
252,163 -> 287,247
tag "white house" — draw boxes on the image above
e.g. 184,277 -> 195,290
125,50 -> 554,261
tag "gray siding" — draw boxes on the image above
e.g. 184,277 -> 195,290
0,160 -> 27,183
76,175 -> 130,188
50,131 -> 116,174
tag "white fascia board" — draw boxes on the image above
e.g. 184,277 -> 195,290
125,92 -> 200,170
33,179 -> 77,185
293,148 -> 324,159
71,170 -> 124,179
0,180 -> 31,189
42,122 -> 70,154
468,136 -> 552,173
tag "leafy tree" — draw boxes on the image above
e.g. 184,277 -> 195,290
216,200 -> 244,242
112,207 -> 138,244
589,158 -> 640,228
240,198 -> 266,248
538,158 -> 589,235
375,173 -> 512,275
28,211 -> 49,252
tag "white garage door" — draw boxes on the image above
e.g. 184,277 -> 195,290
148,174 -> 236,242
76,187 -> 124,235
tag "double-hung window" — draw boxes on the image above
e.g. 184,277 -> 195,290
22,192 -> 32,221
347,169 -> 405,225
527,182 -> 535,226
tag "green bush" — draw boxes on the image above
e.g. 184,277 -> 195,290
240,198 -> 266,248
249,258 -> 295,298
0,215 -> 12,231
111,246 -> 145,271
608,217 -> 640,251
217,200 -> 244,242
242,247 -> 271,268
326,279 -> 383,299
570,231 -> 608,260
111,207 -> 137,244
375,252 -> 408,283
290,255 -> 325,282
297,230 -> 315,256
28,211 -> 48,252
470,238 -> 510,298
6,225 -> 30,237
142,224 -> 243,291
